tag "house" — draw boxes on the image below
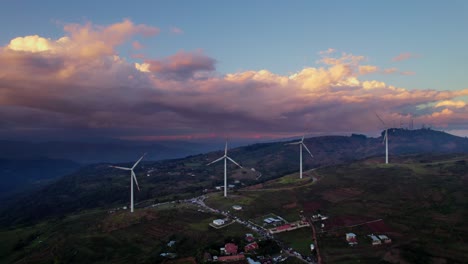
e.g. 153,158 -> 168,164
244,242 -> 259,252
368,234 -> 381,245
213,219 -> 225,226
225,243 -> 238,255
378,235 -> 392,244
245,233 -> 255,242
167,240 -> 176,247
346,233 -> 358,246
218,254 -> 245,262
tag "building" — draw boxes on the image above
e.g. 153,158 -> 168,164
368,235 -> 381,245
232,205 -> 242,210
213,219 -> 225,226
244,242 -> 259,252
247,257 -> 261,264
346,233 -> 358,246
167,240 -> 176,247
245,233 -> 255,242
378,235 -> 392,244
225,243 -> 238,255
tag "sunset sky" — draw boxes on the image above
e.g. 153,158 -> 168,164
1,1 -> 468,141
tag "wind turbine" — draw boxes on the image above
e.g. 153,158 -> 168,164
376,113 -> 389,164
207,140 -> 242,197
109,153 -> 146,213
285,136 -> 313,179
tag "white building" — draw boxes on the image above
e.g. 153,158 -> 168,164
213,219 -> 225,226
368,234 -> 381,245
378,235 -> 392,243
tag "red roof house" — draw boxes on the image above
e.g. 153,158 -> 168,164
244,242 -> 259,252
225,243 -> 238,255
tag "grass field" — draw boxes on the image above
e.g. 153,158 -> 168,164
276,228 -> 313,255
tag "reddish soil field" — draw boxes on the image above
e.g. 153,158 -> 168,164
322,188 -> 363,203
283,202 -> 298,209
324,215 -> 373,230
302,201 -> 323,212
366,220 -> 393,233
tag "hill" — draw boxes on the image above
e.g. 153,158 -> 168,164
0,139 -> 225,164
2,128 -> 468,226
1,153 -> 467,263
0,158 -> 81,198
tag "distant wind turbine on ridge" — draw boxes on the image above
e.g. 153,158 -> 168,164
376,113 -> 389,164
285,136 -> 313,179
109,153 -> 146,213
207,140 -> 242,197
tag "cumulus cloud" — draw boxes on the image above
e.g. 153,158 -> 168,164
435,100 -> 466,109
359,65 -> 379,75
0,25 -> 467,141
143,50 -> 216,80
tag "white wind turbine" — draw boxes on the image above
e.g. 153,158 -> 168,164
285,136 -> 313,179
207,140 -> 243,197
109,153 -> 146,213
376,113 -> 389,164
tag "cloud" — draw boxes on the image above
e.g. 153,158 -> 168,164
392,52 -> 420,62
143,50 -> 216,80
382,68 -> 415,75
170,26 -> 183,35
435,100 -> 466,109
132,41 -> 144,50
1,24 -> 467,141
359,65 -> 379,75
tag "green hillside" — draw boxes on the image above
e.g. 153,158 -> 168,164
1,153 -> 467,263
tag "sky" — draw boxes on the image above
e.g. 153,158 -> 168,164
1,0 -> 468,141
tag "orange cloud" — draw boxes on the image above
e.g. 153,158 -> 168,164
392,52 -> 420,62
1,27 -> 467,140
359,65 -> 379,75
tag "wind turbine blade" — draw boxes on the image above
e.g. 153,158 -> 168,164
132,170 -> 140,191
226,156 -> 243,168
132,153 -> 147,170
375,113 -> 386,127
285,141 -> 302,145
302,143 -> 314,158
109,165 -> 131,171
207,156 -> 225,166
301,135 -> 305,142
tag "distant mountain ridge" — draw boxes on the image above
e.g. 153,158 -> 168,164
0,140 -> 225,164
0,158 -> 81,198
2,128 -> 468,226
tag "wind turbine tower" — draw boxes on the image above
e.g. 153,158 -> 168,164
109,153 -> 146,213
285,136 -> 313,179
207,140 -> 243,197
